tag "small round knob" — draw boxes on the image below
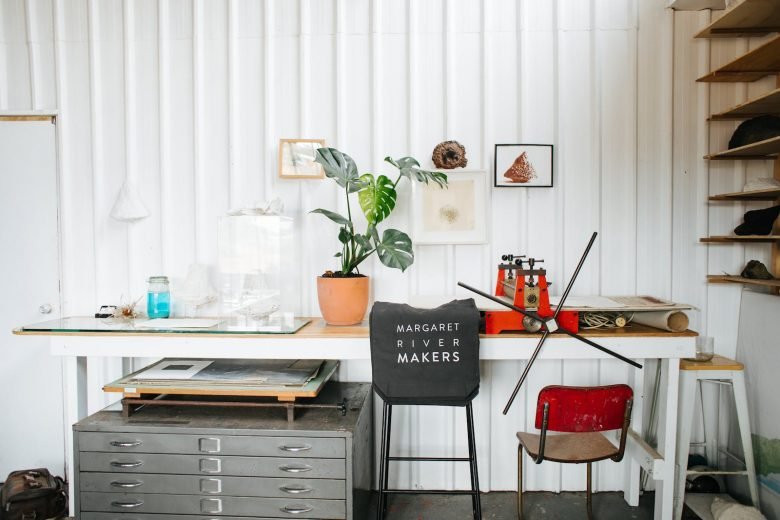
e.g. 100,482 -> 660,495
39,304 -> 52,314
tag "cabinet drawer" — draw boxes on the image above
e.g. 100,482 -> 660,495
79,453 -> 346,479
80,492 -> 346,519
80,472 -> 345,499
79,432 -> 345,458
82,515 -> 287,520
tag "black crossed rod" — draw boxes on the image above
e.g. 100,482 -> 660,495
457,232 -> 642,415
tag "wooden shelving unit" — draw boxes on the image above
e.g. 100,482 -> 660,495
709,187 -> 780,201
701,235 -> 780,243
697,34 -> 780,82
708,275 -> 780,289
696,2 -> 780,294
695,0 -> 780,38
705,135 -> 780,159
709,87 -> 780,120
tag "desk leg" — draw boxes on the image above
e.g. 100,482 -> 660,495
62,355 -> 86,516
624,358 -> 646,507
674,369 -> 697,520
654,358 -> 680,520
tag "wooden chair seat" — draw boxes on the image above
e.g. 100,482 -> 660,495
517,431 -> 619,463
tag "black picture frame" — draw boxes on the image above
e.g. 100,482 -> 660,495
494,144 -> 554,188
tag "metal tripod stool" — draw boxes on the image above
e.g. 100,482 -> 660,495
674,355 -> 760,519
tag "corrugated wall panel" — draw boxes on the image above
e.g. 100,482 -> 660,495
0,0 -> 716,493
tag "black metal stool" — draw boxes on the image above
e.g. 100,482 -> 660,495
375,400 -> 482,520
370,299 -> 482,520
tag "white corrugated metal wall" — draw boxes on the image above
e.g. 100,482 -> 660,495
2,0 -> 774,492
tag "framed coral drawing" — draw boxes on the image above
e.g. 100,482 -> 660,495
412,170 -> 489,245
278,139 -> 326,179
494,144 -> 553,187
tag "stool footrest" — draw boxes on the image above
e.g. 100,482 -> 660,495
687,470 -> 749,476
383,489 -> 480,495
388,456 -> 471,462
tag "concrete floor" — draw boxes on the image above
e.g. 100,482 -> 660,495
370,491 -> 703,519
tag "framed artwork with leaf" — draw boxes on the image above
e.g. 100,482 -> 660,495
279,139 -> 326,179
411,170 -> 489,244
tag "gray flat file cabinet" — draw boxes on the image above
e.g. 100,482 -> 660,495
72,383 -> 372,520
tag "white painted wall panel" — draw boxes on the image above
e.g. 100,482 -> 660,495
0,0 -> 728,494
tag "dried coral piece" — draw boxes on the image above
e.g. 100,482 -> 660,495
503,152 -> 537,183
111,296 -> 143,320
432,140 -> 468,169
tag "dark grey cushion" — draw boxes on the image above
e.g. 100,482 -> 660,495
369,299 -> 480,406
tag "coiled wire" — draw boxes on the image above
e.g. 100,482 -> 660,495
579,312 -> 634,329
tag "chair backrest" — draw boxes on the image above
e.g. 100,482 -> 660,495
369,299 -> 480,406
535,384 -> 633,433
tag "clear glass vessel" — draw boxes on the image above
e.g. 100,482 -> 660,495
218,216 -> 295,320
147,276 -> 171,319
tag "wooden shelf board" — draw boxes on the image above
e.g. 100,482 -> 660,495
705,135 -> 780,159
710,87 -> 780,120
697,34 -> 780,82
696,0 -> 780,38
708,275 -> 780,288
709,187 -> 780,200
701,235 -> 780,242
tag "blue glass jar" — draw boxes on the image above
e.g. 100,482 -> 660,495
147,276 -> 171,319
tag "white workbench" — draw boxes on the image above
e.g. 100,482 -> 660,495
16,318 -> 695,520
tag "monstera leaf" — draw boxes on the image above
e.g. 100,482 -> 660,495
358,174 -> 397,225
376,229 -> 414,271
310,208 -> 351,227
315,148 -> 365,193
385,156 -> 447,188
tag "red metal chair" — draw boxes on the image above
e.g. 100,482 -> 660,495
516,384 -> 634,519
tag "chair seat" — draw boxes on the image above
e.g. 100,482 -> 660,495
516,431 -> 620,463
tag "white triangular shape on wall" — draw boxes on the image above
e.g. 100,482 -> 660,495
110,180 -> 149,222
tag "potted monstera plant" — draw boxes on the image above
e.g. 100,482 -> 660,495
311,148 -> 447,325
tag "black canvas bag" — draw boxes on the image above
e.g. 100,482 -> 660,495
369,299 -> 480,406
0,468 -> 67,520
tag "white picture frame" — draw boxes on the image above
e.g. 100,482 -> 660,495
412,170 -> 489,245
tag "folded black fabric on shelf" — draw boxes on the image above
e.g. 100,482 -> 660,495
734,204 -> 780,236
728,115 -> 780,149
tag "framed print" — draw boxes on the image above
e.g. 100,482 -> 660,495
412,170 -> 488,245
278,139 -> 326,179
494,144 -> 553,187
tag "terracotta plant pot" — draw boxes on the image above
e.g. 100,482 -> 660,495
317,275 -> 370,326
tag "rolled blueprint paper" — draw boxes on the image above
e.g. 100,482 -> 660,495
632,310 -> 689,332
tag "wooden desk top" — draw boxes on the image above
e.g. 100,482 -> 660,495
296,319 -> 697,339
15,317 -> 697,339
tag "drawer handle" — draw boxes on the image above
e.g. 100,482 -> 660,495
279,444 -> 312,452
280,505 -> 314,514
110,461 -> 143,468
110,480 -> 143,488
111,499 -> 144,509
280,484 -> 313,495
110,440 -> 142,448
279,464 -> 313,473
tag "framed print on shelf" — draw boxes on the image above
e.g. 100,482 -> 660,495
412,170 -> 489,245
494,144 -> 553,187
278,139 -> 326,179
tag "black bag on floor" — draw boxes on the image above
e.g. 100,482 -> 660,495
0,468 -> 67,520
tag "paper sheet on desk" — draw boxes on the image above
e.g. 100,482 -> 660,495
548,295 -> 678,309
135,318 -> 222,329
548,296 -> 627,309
